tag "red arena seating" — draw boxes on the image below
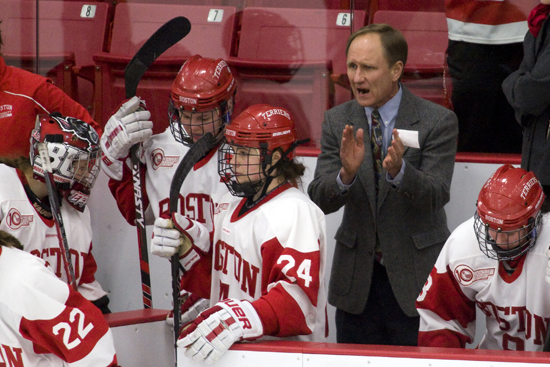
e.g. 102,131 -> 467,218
116,0 -> 241,5
374,0 -> 445,12
1,0 -> 112,110
228,7 -> 367,146
92,3 -> 238,128
244,0 -> 342,8
372,10 -> 451,108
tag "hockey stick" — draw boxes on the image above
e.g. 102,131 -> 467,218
124,16 -> 191,310
37,141 -> 78,292
168,132 -> 216,361
544,320 -> 550,351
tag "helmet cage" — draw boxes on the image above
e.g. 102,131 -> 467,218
30,114 -> 101,212
218,143 -> 271,198
169,55 -> 236,147
473,164 -> 546,261
168,100 -> 230,147
474,210 -> 542,261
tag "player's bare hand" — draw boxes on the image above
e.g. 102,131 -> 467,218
340,125 -> 365,185
383,128 -> 404,179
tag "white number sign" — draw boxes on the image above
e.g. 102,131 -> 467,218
208,9 -> 224,22
80,5 -> 97,18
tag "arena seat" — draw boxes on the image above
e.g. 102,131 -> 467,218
244,0 -> 341,8
372,0 -> 445,12
116,0 -> 243,6
372,10 -> 451,108
227,7 -> 367,146
0,0 -> 112,111
92,3 -> 238,128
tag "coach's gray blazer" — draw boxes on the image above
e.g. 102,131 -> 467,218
308,86 -> 458,317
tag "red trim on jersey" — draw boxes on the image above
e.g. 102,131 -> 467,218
418,329 -> 470,348
498,254 -> 527,284
253,285 -> 313,338
193,144 -> 219,171
253,235 -> 320,338
230,183 -> 293,223
416,265 -> 476,348
416,266 -> 476,327
80,243 -> 99,286
19,286 -> 111,363
108,163 -> 150,226
445,0 -> 532,25
180,255 -> 213,300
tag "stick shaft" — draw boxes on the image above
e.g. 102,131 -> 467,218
130,145 -> 153,308
123,17 -> 191,365
38,143 -> 78,292
124,17 -> 190,310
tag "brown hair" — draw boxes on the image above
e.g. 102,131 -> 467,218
346,23 -> 408,69
0,231 -> 24,250
271,148 -> 306,188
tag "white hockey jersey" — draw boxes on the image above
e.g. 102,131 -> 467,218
445,0 -> 539,44
184,183 -> 328,341
109,128 -> 228,234
0,245 -> 117,366
417,214 -> 550,351
0,165 -> 107,302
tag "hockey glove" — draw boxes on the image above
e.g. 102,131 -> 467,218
177,299 -> 264,364
166,290 -> 210,327
100,96 -> 153,180
151,213 -> 210,271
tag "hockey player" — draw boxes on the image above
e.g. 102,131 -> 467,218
101,54 -> 236,322
0,113 -> 110,313
151,104 -> 328,364
0,230 -> 118,366
416,164 -> 550,350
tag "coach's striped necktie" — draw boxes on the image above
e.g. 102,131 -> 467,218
371,109 -> 383,190
371,109 -> 384,265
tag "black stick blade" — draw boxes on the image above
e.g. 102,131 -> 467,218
125,16 -> 191,98
169,132 -> 216,214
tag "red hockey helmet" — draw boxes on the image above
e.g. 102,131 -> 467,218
218,104 -> 298,197
30,113 -> 101,212
168,55 -> 236,146
474,164 -> 545,260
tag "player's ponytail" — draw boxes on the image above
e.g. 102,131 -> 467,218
271,147 -> 306,189
0,231 -> 24,250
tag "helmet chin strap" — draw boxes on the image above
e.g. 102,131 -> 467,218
235,138 -> 311,211
248,138 -> 311,204
488,239 -> 530,261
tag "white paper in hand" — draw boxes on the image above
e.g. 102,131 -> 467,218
396,129 -> 420,148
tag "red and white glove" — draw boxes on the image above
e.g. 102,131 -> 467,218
166,290 -> 210,327
177,299 -> 264,364
100,96 -> 152,180
151,213 -> 210,270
